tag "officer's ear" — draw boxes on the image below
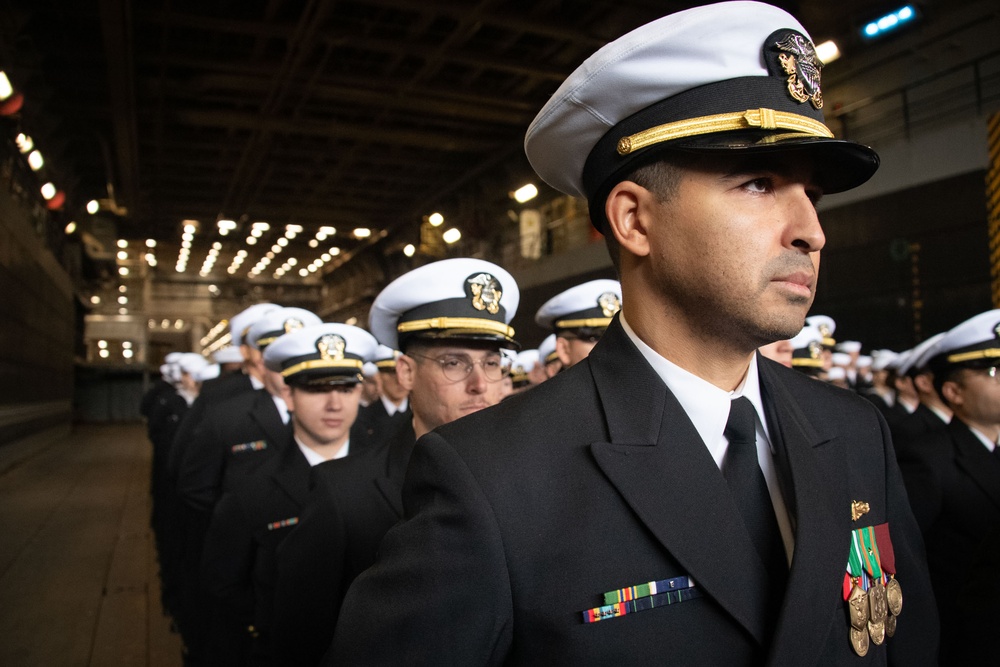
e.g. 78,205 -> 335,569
555,336 -> 573,367
605,180 -> 655,259
940,378 -> 963,409
396,354 -> 417,392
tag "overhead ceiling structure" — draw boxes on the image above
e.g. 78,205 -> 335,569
1,0 -> 910,287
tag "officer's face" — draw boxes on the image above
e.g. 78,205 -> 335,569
628,153 -> 825,350
287,383 -> 362,449
944,367 -> 1000,428
556,334 -> 599,368
398,343 -> 505,437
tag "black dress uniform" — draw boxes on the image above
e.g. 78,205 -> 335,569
355,397 -> 410,445
176,387 -> 289,514
890,403 -> 949,457
201,428 -> 309,666
899,418 -> 1000,664
271,420 -> 415,666
330,321 -> 938,665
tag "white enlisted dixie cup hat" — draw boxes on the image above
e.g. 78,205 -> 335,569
524,1 -> 879,231
535,279 -> 622,335
264,323 -> 379,388
538,333 -> 559,365
927,309 -> 1000,374
212,346 -> 244,365
805,315 -> 837,347
856,355 -> 873,369
229,303 -> 280,347
246,307 -> 322,351
369,258 -> 520,352
826,366 -> 847,382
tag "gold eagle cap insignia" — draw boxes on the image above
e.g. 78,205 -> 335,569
467,272 -> 502,315
283,317 -> 305,334
316,333 -> 346,361
597,292 -> 621,318
774,32 -> 823,110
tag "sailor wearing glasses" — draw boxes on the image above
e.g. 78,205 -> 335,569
898,308 -> 1000,664
270,257 -> 519,665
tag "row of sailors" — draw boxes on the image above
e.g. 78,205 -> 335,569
143,255 -> 999,665
760,309 -> 1000,663
141,260 -> 621,666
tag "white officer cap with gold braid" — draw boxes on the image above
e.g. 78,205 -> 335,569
524,1 -> 878,232
230,303 -> 280,347
511,349 -> 540,387
246,307 -> 322,351
213,346 -> 244,365
899,332 -> 946,377
264,323 -> 379,388
194,364 -> 221,383
177,352 -> 211,376
538,333 -> 558,365
805,314 -> 837,348
535,279 -> 622,335
370,258 -> 519,352
790,325 -> 823,370
373,345 -> 402,372
928,309 -> 1000,375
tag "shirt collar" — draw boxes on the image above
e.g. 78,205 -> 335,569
294,435 -> 350,466
967,424 -> 996,453
381,394 -> 409,416
620,313 -> 773,467
250,374 -> 265,390
271,393 -> 290,424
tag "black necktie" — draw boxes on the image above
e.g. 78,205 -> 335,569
724,397 -> 787,578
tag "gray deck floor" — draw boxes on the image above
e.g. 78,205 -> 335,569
0,424 -> 183,667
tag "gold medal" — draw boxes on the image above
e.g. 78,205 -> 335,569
868,619 -> 885,645
886,577 -> 902,617
886,612 -> 897,637
850,626 -> 869,656
868,582 -> 888,623
847,583 -> 869,629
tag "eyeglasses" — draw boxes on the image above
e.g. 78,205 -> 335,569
968,366 -> 1000,381
409,352 -> 509,383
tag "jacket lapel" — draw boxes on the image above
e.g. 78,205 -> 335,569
251,389 -> 289,449
271,437 -> 312,508
757,360 -> 847,665
951,420 -> 1000,511
587,321 -> 771,646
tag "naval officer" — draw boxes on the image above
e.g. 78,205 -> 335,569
272,258 -> 519,666
330,2 -> 936,664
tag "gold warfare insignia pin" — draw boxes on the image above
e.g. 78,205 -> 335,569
851,500 -> 870,522
598,292 -> 621,318
283,317 -> 305,333
316,333 -> 346,361
467,273 -> 502,315
774,31 -> 823,109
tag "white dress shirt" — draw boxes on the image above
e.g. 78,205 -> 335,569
620,314 -> 795,562
381,394 -> 409,416
295,436 -> 350,467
